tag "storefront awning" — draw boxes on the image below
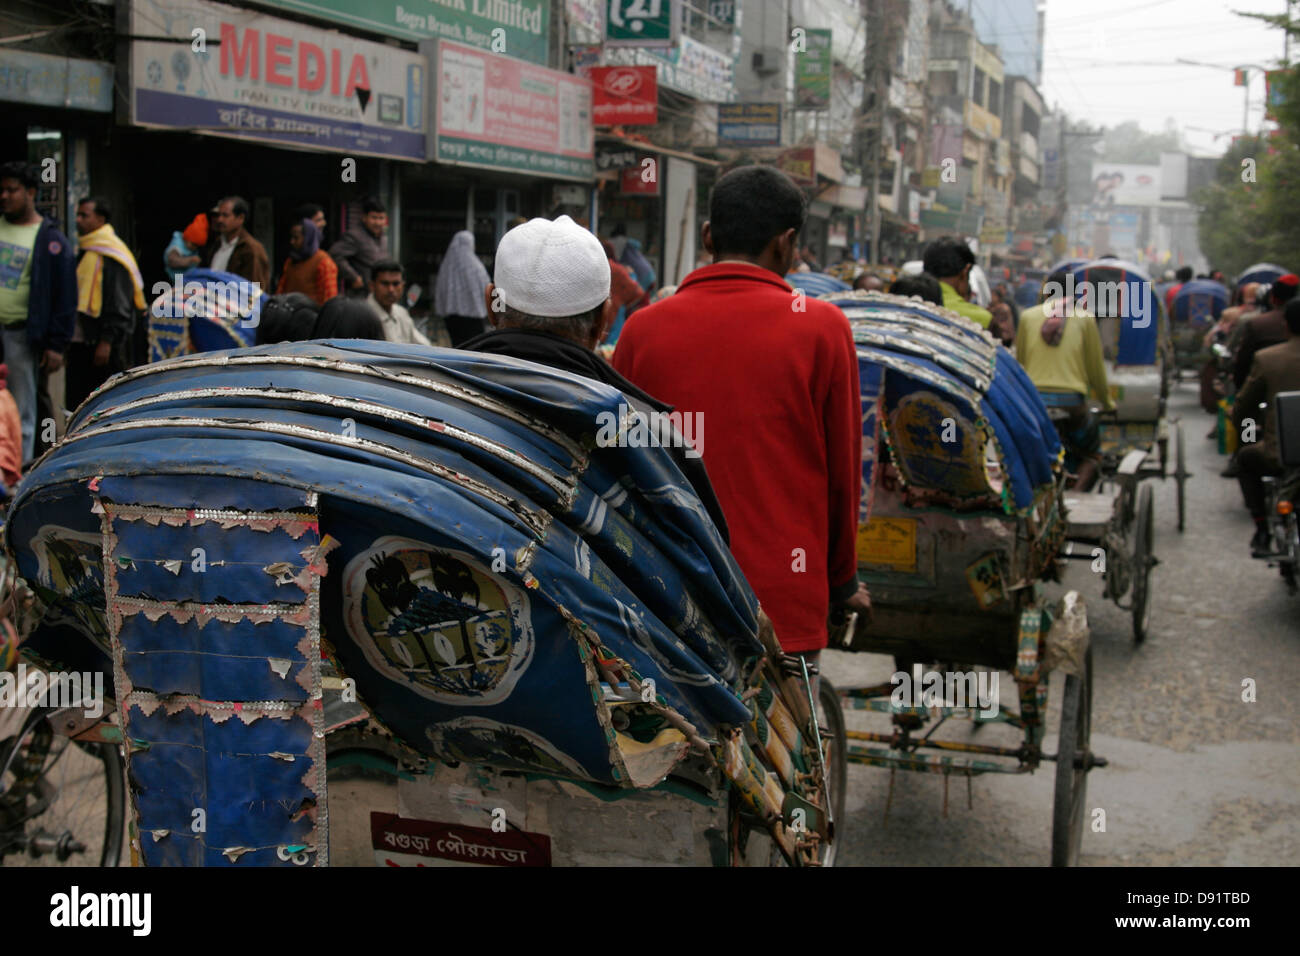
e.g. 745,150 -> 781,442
596,133 -> 722,167
815,183 -> 869,212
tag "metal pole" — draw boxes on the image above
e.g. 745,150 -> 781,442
869,0 -> 883,265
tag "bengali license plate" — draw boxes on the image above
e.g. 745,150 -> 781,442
370,812 -> 552,867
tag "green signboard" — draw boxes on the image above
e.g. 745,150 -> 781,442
795,28 -> 832,110
606,0 -> 676,48
255,0 -> 550,66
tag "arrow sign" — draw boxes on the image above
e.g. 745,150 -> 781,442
356,86 -> 371,112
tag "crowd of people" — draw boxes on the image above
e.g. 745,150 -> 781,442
4,149 -> 1297,611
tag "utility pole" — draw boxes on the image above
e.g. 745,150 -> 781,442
867,0 -> 884,264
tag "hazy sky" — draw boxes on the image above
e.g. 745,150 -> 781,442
1032,0 -> 1288,155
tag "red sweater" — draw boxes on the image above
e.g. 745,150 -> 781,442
613,261 -> 862,652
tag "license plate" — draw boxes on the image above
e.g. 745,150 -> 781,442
370,812 -> 552,867
857,516 -> 918,571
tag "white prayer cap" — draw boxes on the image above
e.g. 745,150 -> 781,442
494,215 -> 610,317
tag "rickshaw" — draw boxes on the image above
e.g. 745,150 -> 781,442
819,290 -> 1104,867
1235,262 -> 1288,288
1169,279 -> 1228,374
786,271 -> 852,296
1035,259 -> 1181,644
1,342 -> 844,868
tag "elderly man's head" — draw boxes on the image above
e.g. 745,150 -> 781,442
485,215 -> 614,348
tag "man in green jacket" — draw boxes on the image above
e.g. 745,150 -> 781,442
922,237 -> 994,330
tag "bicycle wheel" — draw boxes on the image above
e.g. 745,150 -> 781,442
816,678 -> 847,867
0,710 -> 125,866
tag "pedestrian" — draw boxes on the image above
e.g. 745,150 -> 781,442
889,272 -> 943,305
922,237 -> 995,329
1232,274 -> 1298,391
1234,298 -> 1300,554
329,196 -> 388,295
69,197 -> 145,410
433,231 -> 489,346
599,237 -> 646,346
207,196 -> 270,290
295,202 -> 327,236
613,165 -> 871,660
620,237 -> 656,293
0,160 -> 76,463
163,213 -> 208,282
459,214 -> 729,539
0,363 -> 20,491
276,218 -> 337,305
367,259 -> 430,345
312,296 -> 387,340
855,272 -> 886,292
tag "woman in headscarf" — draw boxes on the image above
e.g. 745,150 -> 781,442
619,237 -> 656,293
276,218 -> 338,305
434,230 -> 491,346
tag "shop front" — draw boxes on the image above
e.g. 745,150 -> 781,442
404,37 -> 595,305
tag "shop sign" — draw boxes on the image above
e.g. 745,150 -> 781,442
566,0 -> 605,45
795,28 -> 832,110
600,35 -> 735,103
717,103 -> 781,146
596,147 -> 639,169
775,147 -> 815,186
553,183 -> 589,205
620,156 -> 660,195
130,0 -> 427,161
606,0 -> 676,47
434,40 -> 594,181
0,49 -> 113,113
707,0 -> 737,26
256,0 -> 549,67
591,66 -> 658,125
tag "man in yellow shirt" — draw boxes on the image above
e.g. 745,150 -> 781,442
922,237 -> 994,329
1016,269 -> 1114,489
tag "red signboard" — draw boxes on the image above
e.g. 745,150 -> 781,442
620,157 -> 661,196
370,812 -> 552,867
591,66 -> 658,126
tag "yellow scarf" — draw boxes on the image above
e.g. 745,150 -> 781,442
76,224 -> 146,318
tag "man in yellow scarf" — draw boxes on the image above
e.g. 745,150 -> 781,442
72,197 -> 144,409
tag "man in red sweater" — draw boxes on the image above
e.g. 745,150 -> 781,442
614,165 -> 870,658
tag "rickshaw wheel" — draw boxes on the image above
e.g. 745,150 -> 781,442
1050,645 -> 1092,867
817,678 -> 848,867
1131,483 -> 1156,643
1174,422 -> 1188,532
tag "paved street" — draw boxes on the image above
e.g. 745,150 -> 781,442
824,381 -> 1300,866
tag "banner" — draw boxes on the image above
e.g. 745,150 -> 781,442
256,0 -> 549,66
795,28 -> 832,110
130,0 -> 426,161
1266,69 -> 1288,122
1089,163 -> 1161,206
717,103 -> 781,146
620,157 -> 660,195
435,40 -> 594,181
591,66 -> 658,125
